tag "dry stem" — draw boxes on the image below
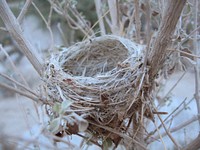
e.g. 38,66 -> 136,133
148,0 -> 187,79
108,0 -> 119,35
133,0 -> 141,43
17,0 -> 33,24
0,0 -> 42,76
157,115 -> 181,149
149,115 -> 200,144
193,0 -> 200,130
94,0 -> 106,35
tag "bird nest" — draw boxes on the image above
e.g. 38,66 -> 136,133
42,35 -> 154,147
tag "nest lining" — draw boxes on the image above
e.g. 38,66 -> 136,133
42,35 -> 154,146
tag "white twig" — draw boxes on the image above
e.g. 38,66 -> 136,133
17,0 -> 33,24
0,44 -> 28,86
0,0 -> 42,76
0,26 -> 7,31
193,0 -> 200,130
31,2 -> 54,52
149,115 -> 200,143
95,0 -> 106,35
108,0 -> 119,35
0,72 -> 38,97
0,82 -> 38,102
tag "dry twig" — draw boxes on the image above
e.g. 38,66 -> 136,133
0,0 -> 42,76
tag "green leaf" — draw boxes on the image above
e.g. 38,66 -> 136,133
103,138 -> 113,150
53,102 -> 61,113
49,118 -> 61,134
60,100 -> 72,114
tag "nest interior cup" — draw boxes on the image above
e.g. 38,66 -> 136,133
43,35 -> 150,146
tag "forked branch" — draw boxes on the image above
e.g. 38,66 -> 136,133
0,0 -> 42,76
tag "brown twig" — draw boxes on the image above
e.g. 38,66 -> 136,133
133,0 -> 141,43
147,97 -> 189,140
148,0 -> 187,79
88,120 -> 147,150
167,48 -> 200,59
183,133 -> 200,150
157,114 -> 181,149
144,0 -> 151,44
153,121 -> 167,150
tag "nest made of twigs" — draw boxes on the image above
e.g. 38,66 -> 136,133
42,35 -> 154,147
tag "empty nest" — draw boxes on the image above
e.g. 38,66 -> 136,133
42,35 -> 154,147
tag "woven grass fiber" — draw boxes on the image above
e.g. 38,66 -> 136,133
42,35 -> 154,146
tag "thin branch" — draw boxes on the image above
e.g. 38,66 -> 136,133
133,0 -> 141,43
17,0 -> 33,24
48,0 -> 90,37
163,98 -> 187,125
0,44 -> 28,86
108,0 -> 119,35
0,0 -> 42,76
94,0 -> 106,35
159,71 -> 186,108
157,115 -> 181,149
144,0 -> 151,44
47,5 -> 53,26
167,48 -> 200,59
181,25 -> 200,45
82,10 -> 110,41
57,23 -> 69,47
147,97 -> 190,140
0,82 -> 38,102
153,121 -> 167,150
68,5 -> 94,36
31,2 -> 54,51
193,0 -> 200,130
88,120 -> 147,150
149,115 -> 200,144
0,72 -> 38,97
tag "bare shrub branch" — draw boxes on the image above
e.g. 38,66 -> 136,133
0,0 -> 42,76
148,0 -> 187,79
